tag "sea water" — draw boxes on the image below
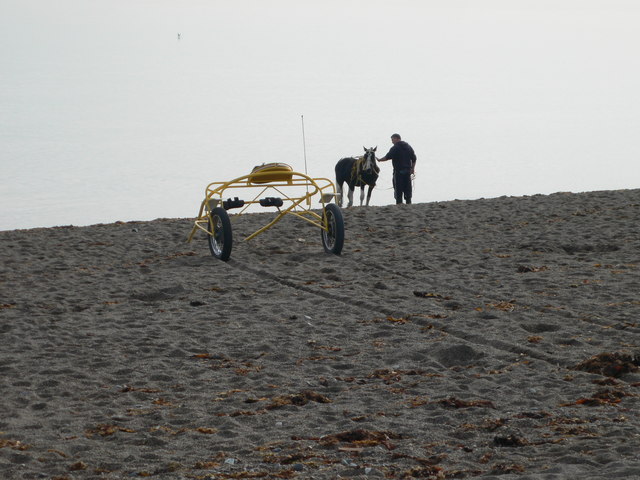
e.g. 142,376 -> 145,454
1,0 -> 639,230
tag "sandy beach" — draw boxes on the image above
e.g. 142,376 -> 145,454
1,189 -> 639,479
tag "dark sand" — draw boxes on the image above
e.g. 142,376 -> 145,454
1,189 -> 639,479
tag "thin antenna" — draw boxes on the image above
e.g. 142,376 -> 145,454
301,115 -> 310,204
301,115 -> 308,176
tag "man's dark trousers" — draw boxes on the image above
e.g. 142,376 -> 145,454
393,170 -> 412,204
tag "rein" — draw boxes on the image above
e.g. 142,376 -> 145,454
350,155 -> 379,185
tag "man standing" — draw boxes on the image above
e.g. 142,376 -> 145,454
378,133 -> 417,204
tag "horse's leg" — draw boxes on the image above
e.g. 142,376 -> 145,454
336,181 -> 343,207
347,186 -> 354,208
359,186 -> 365,206
365,185 -> 374,206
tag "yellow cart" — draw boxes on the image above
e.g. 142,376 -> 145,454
187,163 -> 344,261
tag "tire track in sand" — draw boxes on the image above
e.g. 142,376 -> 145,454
228,257 -> 571,368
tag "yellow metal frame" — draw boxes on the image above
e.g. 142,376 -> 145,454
187,167 -> 340,243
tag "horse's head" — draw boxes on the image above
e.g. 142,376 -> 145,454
362,146 -> 377,171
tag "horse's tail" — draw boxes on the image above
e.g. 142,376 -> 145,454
335,157 -> 355,207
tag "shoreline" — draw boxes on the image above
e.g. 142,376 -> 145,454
2,188 -> 636,233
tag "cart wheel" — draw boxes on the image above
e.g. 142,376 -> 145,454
321,203 -> 344,255
208,207 -> 233,261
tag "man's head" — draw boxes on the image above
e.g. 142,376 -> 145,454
391,133 -> 401,144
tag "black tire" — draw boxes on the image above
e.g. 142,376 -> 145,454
208,207 -> 233,261
321,203 -> 344,255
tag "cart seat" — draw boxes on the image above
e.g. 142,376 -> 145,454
249,163 -> 294,184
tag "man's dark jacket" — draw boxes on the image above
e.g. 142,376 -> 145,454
384,141 -> 416,174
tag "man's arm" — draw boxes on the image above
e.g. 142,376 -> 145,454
378,146 -> 395,162
409,146 -> 416,173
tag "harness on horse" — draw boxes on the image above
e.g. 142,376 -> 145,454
350,156 -> 379,185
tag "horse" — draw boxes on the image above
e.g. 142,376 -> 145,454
335,147 -> 379,208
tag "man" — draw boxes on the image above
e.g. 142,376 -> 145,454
378,133 -> 417,204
